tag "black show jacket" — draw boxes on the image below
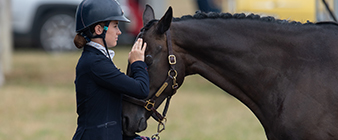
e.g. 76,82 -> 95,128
72,46 -> 149,140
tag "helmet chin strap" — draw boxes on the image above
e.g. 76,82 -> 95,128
94,21 -> 112,60
82,21 -> 112,60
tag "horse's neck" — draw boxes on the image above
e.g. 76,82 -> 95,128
173,20 -> 282,87
172,20 -> 294,124
172,19 -> 338,138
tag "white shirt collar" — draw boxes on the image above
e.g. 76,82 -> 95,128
87,41 -> 115,60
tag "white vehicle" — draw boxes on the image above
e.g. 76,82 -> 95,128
12,0 -> 134,52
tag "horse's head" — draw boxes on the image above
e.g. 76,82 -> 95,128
122,5 -> 185,136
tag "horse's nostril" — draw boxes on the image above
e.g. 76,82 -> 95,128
122,116 -> 130,134
123,117 -> 129,127
123,116 -> 146,136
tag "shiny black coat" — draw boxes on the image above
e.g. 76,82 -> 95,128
72,46 -> 149,140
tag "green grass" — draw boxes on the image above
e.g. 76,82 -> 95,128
0,47 -> 266,140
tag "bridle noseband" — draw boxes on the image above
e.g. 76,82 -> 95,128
123,29 -> 178,139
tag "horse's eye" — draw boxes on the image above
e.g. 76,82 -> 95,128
145,55 -> 153,66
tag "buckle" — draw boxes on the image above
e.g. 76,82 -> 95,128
144,100 -> 155,111
168,55 -> 176,65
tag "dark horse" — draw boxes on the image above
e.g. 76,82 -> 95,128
122,5 -> 338,140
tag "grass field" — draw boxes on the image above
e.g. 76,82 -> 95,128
0,47 -> 266,140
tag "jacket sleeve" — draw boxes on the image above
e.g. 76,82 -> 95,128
90,58 -> 149,99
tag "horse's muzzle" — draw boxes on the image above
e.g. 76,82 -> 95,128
122,116 -> 147,136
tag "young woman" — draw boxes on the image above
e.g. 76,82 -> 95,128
72,0 -> 150,139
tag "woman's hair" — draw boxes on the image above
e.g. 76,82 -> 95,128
74,21 -> 106,49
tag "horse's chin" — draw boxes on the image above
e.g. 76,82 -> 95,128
122,117 -> 147,136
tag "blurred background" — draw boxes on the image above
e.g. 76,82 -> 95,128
7,0 -> 338,53
1,0 -> 338,140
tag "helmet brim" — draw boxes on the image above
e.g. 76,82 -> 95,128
107,15 -> 130,23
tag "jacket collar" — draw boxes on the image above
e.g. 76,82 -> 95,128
85,41 -> 115,60
84,45 -> 102,55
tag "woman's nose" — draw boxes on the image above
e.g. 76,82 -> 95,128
117,27 -> 122,35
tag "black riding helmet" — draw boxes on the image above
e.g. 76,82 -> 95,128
75,0 -> 130,59
75,0 -> 130,33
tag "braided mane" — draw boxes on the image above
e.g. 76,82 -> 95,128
173,11 -> 315,25
141,11 -> 323,32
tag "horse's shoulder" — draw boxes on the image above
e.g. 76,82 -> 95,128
315,21 -> 338,26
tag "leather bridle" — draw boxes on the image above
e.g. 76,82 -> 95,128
123,29 -> 178,138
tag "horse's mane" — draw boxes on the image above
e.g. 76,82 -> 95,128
142,11 -> 338,31
172,11 -> 315,25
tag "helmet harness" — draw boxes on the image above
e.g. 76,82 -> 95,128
81,21 -> 112,60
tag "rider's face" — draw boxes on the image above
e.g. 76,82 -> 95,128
106,21 -> 122,48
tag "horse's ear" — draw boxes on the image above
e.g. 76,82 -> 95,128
156,6 -> 172,35
143,4 -> 155,26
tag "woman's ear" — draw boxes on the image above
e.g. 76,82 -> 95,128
94,24 -> 103,36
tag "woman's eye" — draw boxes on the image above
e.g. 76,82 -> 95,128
145,55 -> 153,66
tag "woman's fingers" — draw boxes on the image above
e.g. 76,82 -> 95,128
142,42 -> 147,52
134,38 -> 142,50
129,38 -> 147,64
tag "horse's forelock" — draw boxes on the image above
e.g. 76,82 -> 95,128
141,19 -> 159,32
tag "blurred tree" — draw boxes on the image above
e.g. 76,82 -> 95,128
0,0 -> 13,86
